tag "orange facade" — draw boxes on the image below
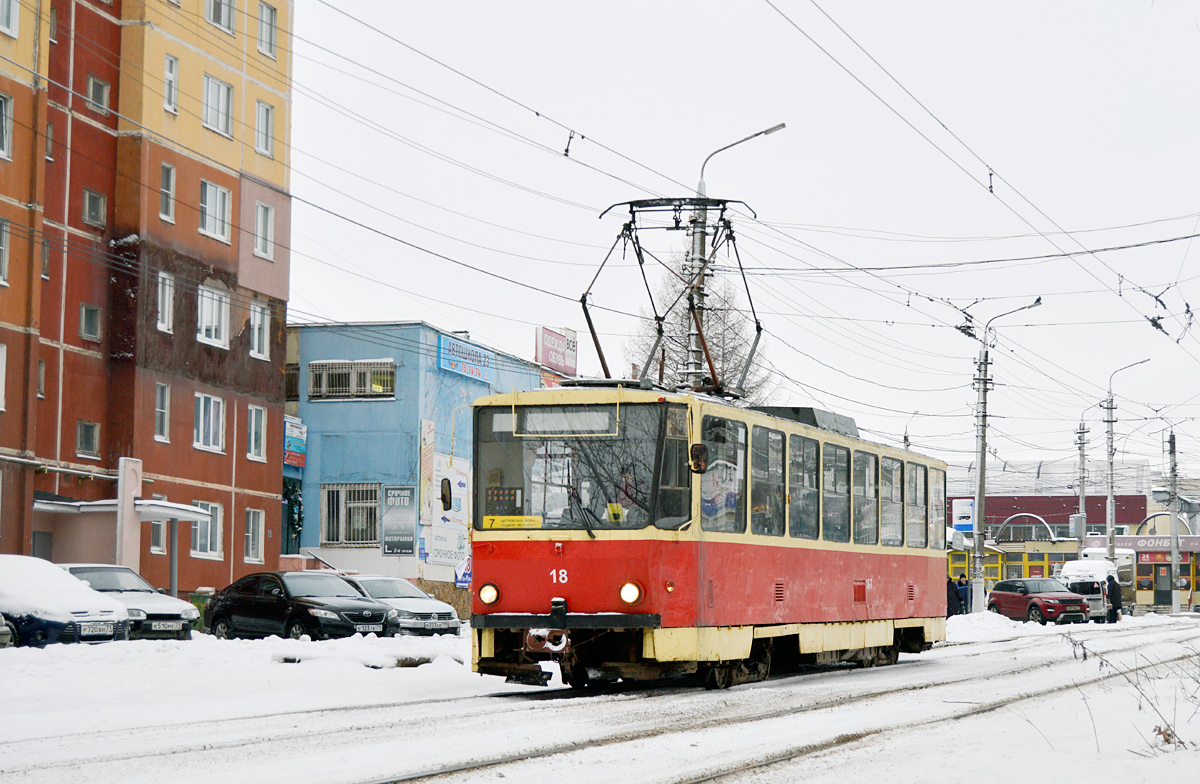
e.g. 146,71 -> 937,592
0,1 -> 293,595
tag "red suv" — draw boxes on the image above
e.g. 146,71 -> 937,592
987,578 -> 1090,625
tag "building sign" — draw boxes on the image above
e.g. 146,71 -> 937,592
380,486 -> 417,557
439,335 -> 495,383
283,416 -> 307,467
428,525 -> 469,566
535,327 -> 577,376
952,498 -> 974,532
1138,552 -> 1191,563
1084,534 -> 1200,552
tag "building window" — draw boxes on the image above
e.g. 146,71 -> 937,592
48,5 -> 56,42
254,100 -> 274,157
308,360 -> 396,400
45,121 -> 52,160
198,179 -> 231,241
192,500 -> 222,557
196,283 -> 230,348
0,93 -> 10,160
150,494 -> 167,555
257,3 -> 277,57
249,300 -> 269,359
41,239 -> 50,278
247,404 -> 266,461
206,0 -> 235,33
77,420 -> 100,458
285,363 -> 299,401
163,55 -> 179,113
320,484 -> 379,545
37,360 -> 45,398
202,75 -> 233,136
0,343 -> 5,411
155,383 -> 170,442
253,201 -> 273,258
193,392 -> 225,452
244,508 -> 264,562
159,163 -> 176,222
0,0 -> 18,39
82,188 -> 106,228
0,218 -> 8,282
156,271 -> 174,332
86,76 -> 110,115
79,304 -> 101,341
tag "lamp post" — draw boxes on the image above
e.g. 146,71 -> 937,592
1103,358 -> 1149,560
970,296 -> 1042,612
684,123 -> 785,389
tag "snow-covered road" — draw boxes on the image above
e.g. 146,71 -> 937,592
2,613 -> 1198,783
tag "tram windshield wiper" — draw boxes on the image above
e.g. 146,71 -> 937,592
567,488 -> 598,539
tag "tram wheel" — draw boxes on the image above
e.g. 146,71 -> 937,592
564,666 -> 589,690
703,664 -> 734,690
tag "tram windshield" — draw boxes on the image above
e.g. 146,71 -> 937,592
475,403 -> 691,531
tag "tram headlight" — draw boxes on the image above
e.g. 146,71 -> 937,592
479,583 -> 500,605
619,581 -> 643,605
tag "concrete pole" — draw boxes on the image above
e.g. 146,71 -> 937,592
971,346 -> 990,612
685,201 -> 708,390
1169,432 -> 1180,615
169,518 -> 179,598
1076,422 -> 1088,556
1104,394 -> 1116,561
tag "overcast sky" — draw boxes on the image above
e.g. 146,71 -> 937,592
286,1 -> 1200,478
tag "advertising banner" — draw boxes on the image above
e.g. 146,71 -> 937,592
283,416 -> 307,467
952,498 -> 974,532
438,334 -> 495,383
428,525 -> 469,566
535,327 -> 577,376
380,486 -> 417,557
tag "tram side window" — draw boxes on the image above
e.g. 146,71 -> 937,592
822,443 -> 850,543
880,457 -> 904,546
751,427 -> 785,537
655,405 -> 691,529
906,462 -> 927,547
701,415 -> 747,533
788,435 -> 819,539
929,467 -> 946,549
852,451 -> 878,545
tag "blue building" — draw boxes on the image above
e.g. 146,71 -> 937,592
284,322 -> 551,592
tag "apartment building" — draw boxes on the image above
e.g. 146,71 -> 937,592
0,0 -> 292,594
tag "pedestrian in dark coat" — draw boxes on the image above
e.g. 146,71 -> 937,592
956,575 -> 971,614
1106,574 -> 1122,623
947,577 -> 962,617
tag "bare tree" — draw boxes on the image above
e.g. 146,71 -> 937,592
623,255 -> 775,405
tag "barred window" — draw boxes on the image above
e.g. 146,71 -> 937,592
308,360 -> 395,400
321,483 -> 379,545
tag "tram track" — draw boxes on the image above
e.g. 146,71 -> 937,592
3,619 -> 1197,783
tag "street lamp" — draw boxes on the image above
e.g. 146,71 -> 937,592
685,123 -> 786,388
1104,358 -> 1149,560
970,296 -> 1042,612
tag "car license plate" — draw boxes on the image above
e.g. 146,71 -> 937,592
424,621 -> 447,629
81,622 -> 114,636
151,621 -> 183,631
356,624 -> 383,633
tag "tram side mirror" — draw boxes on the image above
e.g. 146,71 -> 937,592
689,444 -> 709,474
440,477 -> 452,512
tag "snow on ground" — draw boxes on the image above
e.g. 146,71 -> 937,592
1,614 -> 1197,781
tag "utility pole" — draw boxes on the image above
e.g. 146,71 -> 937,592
1169,432 -> 1180,615
971,345 -> 991,612
1104,359 -> 1149,561
1075,422 -> 1088,556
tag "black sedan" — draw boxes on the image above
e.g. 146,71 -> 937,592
204,571 -> 399,640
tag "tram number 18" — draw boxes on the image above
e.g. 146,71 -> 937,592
550,569 -> 568,584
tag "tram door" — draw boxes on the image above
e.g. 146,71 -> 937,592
1154,565 -> 1172,606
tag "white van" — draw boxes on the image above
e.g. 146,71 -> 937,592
1057,559 -> 1117,622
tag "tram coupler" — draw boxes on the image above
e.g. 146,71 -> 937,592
523,628 -> 570,654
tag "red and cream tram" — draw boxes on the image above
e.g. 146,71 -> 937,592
470,384 -> 947,689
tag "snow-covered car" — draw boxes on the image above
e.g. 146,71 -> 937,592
342,575 -> 462,636
0,613 -> 13,647
59,564 -> 199,640
0,555 -> 129,646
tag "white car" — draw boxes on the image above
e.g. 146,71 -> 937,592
343,575 -> 462,636
0,555 -> 129,646
59,564 -> 199,640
